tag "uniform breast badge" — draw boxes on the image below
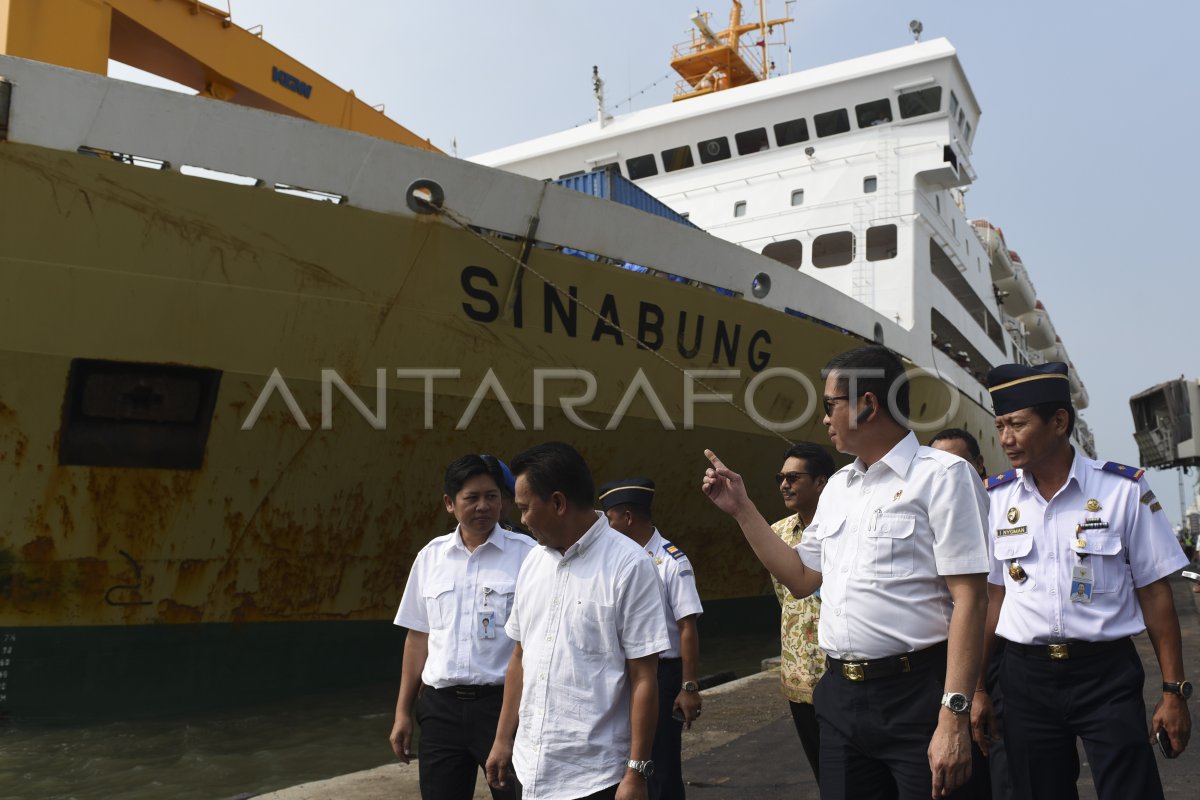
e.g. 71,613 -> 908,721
1007,507 -> 1020,524
1008,560 -> 1027,583
1086,498 -> 1101,512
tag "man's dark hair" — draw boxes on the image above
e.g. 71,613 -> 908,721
782,442 -> 836,480
1029,402 -> 1076,436
608,502 -> 651,522
824,345 -> 909,422
931,428 -> 982,460
444,453 -> 504,498
510,441 -> 595,509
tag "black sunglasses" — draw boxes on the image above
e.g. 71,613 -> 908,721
822,394 -> 859,416
775,471 -> 813,484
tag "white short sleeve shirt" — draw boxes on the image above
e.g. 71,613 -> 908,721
393,524 -> 535,687
646,529 -> 704,659
986,452 -> 1188,644
796,432 -> 990,660
505,513 -> 670,800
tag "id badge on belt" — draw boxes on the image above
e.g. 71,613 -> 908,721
1070,562 -> 1093,605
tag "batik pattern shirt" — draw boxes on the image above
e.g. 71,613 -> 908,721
770,513 -> 824,704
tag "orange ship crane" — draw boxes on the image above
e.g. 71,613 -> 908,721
670,0 -> 792,101
0,0 -> 439,152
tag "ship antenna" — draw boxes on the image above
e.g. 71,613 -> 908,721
909,19 -> 923,42
592,65 -> 612,128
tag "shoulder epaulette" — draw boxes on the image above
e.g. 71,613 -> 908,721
661,541 -> 687,561
985,469 -> 1018,491
1102,461 -> 1145,481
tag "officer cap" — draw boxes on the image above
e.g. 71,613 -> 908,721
986,362 -> 1072,416
598,477 -> 655,513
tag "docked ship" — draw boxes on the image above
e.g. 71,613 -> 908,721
0,0 -> 1094,718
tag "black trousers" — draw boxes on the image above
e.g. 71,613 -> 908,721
789,700 -> 821,783
814,643 -> 966,800
414,685 -> 519,800
651,656 -> 685,800
959,641 -> 1015,800
998,638 -> 1164,800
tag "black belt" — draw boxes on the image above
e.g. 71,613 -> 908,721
1003,637 -> 1129,661
430,684 -> 504,701
826,640 -> 948,682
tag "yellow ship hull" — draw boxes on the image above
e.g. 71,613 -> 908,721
0,141 -> 1000,717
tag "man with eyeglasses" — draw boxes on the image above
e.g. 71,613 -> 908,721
703,345 -> 990,800
389,454 -> 536,799
770,442 -> 835,784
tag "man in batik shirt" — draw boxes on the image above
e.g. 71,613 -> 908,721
770,442 -> 835,784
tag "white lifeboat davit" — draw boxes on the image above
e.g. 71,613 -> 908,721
1041,335 -> 1069,364
1018,301 -> 1055,350
1068,363 -> 1089,409
972,220 -> 1015,282
994,250 -> 1035,315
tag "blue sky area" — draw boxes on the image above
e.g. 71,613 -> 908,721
112,0 -> 1200,525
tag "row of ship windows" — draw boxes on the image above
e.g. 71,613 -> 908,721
622,86 -> 944,180
761,224 -> 898,269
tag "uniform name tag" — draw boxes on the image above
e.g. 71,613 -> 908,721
996,526 -> 1028,537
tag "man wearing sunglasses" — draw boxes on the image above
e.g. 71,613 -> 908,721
770,442 -> 836,785
703,345 -> 989,800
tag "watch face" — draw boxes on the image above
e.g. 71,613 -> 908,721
643,761 -> 655,778
950,695 -> 969,712
1182,681 -> 1194,699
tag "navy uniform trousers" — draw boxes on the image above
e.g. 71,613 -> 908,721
414,684 -> 519,800
814,641 -> 970,800
998,637 -> 1164,800
650,656 -> 686,800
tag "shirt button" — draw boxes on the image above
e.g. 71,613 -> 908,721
835,608 -> 843,616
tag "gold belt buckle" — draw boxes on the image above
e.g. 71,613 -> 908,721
1048,643 -> 1069,660
842,662 -> 865,681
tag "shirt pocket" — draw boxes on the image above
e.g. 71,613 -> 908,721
481,580 -> 516,625
1075,533 -> 1125,593
861,513 -> 916,578
812,519 -> 846,576
993,534 -> 1035,593
566,600 -> 617,655
421,579 -> 456,630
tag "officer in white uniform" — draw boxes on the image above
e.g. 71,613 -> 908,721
389,454 -> 535,800
600,477 -> 704,800
978,362 -> 1192,800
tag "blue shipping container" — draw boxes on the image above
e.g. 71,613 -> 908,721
553,167 -> 698,230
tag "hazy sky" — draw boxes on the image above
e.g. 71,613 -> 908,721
112,0 -> 1200,524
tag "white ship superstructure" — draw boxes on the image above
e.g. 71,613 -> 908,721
476,37 -> 1094,453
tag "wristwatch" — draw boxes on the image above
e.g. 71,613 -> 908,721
940,692 -> 971,715
627,759 -> 655,778
681,680 -> 700,693
1163,680 -> 1193,700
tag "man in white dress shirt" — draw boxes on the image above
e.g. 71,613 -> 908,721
389,454 -> 535,799
600,477 -> 703,800
976,362 -> 1191,800
486,442 -> 670,800
702,345 -> 990,799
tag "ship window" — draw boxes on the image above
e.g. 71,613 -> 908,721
773,118 -> 810,146
898,86 -> 942,118
949,91 -> 960,119
733,201 -> 747,218
962,119 -> 972,142
661,145 -> 695,172
866,224 -> 897,261
812,231 -> 855,267
791,189 -> 804,206
762,239 -> 804,269
855,98 -> 893,128
814,108 -> 850,138
698,136 -> 731,164
626,154 -> 658,180
59,359 -> 223,470
863,176 -> 877,193
735,127 -> 770,154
